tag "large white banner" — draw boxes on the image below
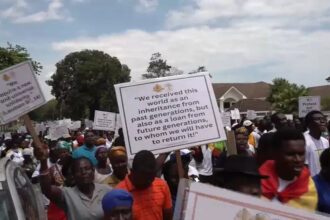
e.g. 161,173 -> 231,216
299,96 -> 321,118
0,61 -> 46,124
115,73 -> 226,157
180,181 -> 328,220
93,110 -> 116,131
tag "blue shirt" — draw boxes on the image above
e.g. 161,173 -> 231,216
313,174 -> 330,214
73,145 -> 98,166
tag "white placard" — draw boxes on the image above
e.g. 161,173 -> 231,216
299,96 -> 321,118
35,123 -> 46,134
115,73 -> 226,157
230,108 -> 240,120
285,114 -> 293,121
4,132 -> 12,140
115,113 -> 122,135
70,121 -> 81,131
220,112 -> 231,128
247,110 -> 257,120
18,125 -> 27,133
0,61 -> 46,124
48,125 -> 69,140
93,110 -> 116,131
84,119 -> 93,128
182,181 -> 328,220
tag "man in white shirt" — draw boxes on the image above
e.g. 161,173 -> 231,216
304,111 -> 329,177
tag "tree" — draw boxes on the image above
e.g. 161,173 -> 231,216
267,78 -> 308,114
0,42 -> 42,74
29,99 -> 61,121
188,66 -> 212,77
46,50 -> 131,120
321,96 -> 330,111
142,52 -> 172,79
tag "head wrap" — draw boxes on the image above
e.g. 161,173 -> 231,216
109,146 -> 127,160
95,138 -> 106,146
56,141 -> 73,153
95,145 -> 107,157
76,136 -> 84,145
102,189 -> 133,212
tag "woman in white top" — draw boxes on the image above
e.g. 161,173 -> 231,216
94,146 -> 112,183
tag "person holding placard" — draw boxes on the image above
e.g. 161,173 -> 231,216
115,150 -> 172,220
259,128 -> 318,211
35,143 -> 112,220
304,111 -> 329,176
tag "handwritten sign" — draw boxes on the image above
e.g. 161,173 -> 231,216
299,96 -> 321,118
115,73 -> 226,157
230,108 -> 240,120
0,61 -> 46,124
247,110 -> 257,120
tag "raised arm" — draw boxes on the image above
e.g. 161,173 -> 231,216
34,143 -> 64,203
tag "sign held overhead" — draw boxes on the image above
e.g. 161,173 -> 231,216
0,61 -> 46,124
115,73 -> 226,157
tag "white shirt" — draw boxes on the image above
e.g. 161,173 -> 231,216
304,132 -> 329,176
196,145 -> 213,176
272,177 -> 295,203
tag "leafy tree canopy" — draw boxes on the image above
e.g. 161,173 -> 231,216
0,42 -> 42,74
142,52 -> 172,79
267,78 -> 308,114
47,50 -> 131,120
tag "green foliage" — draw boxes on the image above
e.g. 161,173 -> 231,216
142,52 -> 172,79
321,96 -> 330,111
29,99 -> 60,121
46,50 -> 131,120
267,78 -> 308,114
0,42 -> 42,74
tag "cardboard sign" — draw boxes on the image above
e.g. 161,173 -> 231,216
84,119 -> 93,128
178,180 -> 328,220
230,108 -> 240,120
93,110 -> 116,131
299,96 -> 321,118
115,73 -> 226,157
0,61 -> 46,124
247,110 -> 257,120
220,112 -> 231,128
18,125 -> 27,133
70,121 -> 81,131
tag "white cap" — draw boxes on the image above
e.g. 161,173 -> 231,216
243,120 -> 253,127
23,148 -> 33,156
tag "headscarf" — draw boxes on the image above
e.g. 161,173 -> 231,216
95,145 -> 107,157
109,146 -> 127,160
102,189 -> 133,212
96,138 -> 106,146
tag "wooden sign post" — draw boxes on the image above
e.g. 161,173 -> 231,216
22,114 -> 43,148
226,130 -> 237,156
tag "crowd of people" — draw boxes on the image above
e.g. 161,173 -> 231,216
1,110 -> 330,219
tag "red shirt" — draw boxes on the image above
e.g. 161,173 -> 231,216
115,175 -> 172,220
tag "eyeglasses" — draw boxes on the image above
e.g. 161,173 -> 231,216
312,116 -> 327,122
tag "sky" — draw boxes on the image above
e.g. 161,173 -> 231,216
1,0 -> 330,100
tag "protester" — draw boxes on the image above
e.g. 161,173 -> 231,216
35,142 -> 111,220
193,144 -> 213,184
259,128 -> 318,211
304,110 -> 329,176
73,131 -> 98,166
112,128 -> 125,147
313,148 -> 330,214
6,136 -> 24,165
73,135 -> 84,149
255,133 -> 275,167
94,146 -> 112,183
21,147 -> 36,179
115,150 -> 172,220
102,146 -> 128,187
102,189 -> 134,220
214,155 -> 268,197
270,113 -> 288,132
243,120 -> 260,148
